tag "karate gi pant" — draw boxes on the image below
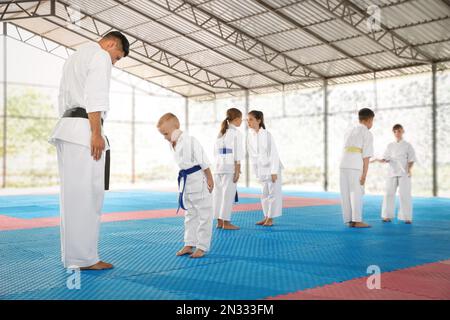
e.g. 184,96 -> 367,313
183,184 -> 213,252
213,173 -> 236,221
340,168 -> 364,224
260,173 -> 283,219
381,176 -> 413,221
56,140 -> 105,268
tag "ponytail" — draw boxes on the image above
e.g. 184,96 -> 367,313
219,118 -> 229,136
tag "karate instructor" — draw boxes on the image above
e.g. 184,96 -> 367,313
49,32 -> 129,270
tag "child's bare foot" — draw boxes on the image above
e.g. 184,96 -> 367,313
352,222 -> 371,228
176,246 -> 194,256
256,218 -> 267,225
382,218 -> 392,223
80,261 -> 113,271
405,220 -> 412,224
263,218 -> 273,227
347,222 -> 355,228
223,221 -> 240,230
216,219 -> 223,229
190,249 -> 205,259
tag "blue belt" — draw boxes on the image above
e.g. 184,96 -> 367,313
219,148 -> 233,154
177,165 -> 202,213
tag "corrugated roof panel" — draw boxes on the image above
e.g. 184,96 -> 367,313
206,62 -> 261,78
395,19 -> 450,45
417,41 -> 450,61
196,0 -> 266,22
311,59 -> 368,77
230,73 -> 281,87
258,28 -> 324,52
286,45 -> 347,65
380,0 -> 450,29
228,12 -> 294,38
126,21 -> 182,44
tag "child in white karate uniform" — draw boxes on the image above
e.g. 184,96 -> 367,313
372,124 -> 416,224
247,110 -> 283,227
339,108 -> 375,228
213,108 -> 244,230
157,113 -> 214,258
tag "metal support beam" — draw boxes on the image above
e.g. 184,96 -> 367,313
144,0 -> 323,79
55,0 -> 243,91
252,0 -> 375,72
2,23 -> 6,188
311,0 -> 434,63
245,89 -> 250,187
432,63 -> 438,197
185,97 -> 189,133
323,79 -> 328,191
0,0 -> 55,22
131,86 -> 136,184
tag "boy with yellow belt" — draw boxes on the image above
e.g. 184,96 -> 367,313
339,108 -> 375,228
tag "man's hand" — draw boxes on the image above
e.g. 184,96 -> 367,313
233,172 -> 240,183
91,133 -> 105,161
271,174 -> 277,183
88,111 -> 104,161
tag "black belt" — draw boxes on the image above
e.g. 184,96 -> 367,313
62,107 -> 110,191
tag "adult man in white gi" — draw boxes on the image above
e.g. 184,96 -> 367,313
372,124 -> 416,224
49,32 -> 129,270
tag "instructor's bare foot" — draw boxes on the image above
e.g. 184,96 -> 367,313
382,218 -> 392,223
352,222 -> 371,228
256,218 -> 267,225
223,221 -> 240,230
176,246 -> 194,256
405,220 -> 412,224
216,219 -> 223,229
190,249 -> 205,259
263,218 -> 273,227
80,261 -> 113,271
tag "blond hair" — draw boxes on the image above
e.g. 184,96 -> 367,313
157,113 -> 180,128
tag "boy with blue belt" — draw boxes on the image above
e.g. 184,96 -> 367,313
157,113 -> 214,258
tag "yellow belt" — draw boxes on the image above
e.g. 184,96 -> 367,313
345,146 -> 362,154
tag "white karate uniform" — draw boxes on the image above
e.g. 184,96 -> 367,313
173,132 -> 213,252
212,124 -> 244,221
339,124 -> 374,224
49,42 -> 112,268
247,128 -> 283,219
381,140 -> 416,221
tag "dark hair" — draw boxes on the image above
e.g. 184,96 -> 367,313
248,110 -> 266,129
103,31 -> 130,57
219,108 -> 242,136
393,124 -> 404,131
358,108 -> 375,121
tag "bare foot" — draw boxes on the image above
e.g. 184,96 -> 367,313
176,246 -> 194,256
352,222 -> 371,228
222,221 -> 240,230
382,218 -> 392,223
405,220 -> 412,224
216,219 -> 223,229
80,261 -> 113,271
256,218 -> 267,225
347,222 -> 355,228
263,218 -> 273,227
190,249 -> 205,259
